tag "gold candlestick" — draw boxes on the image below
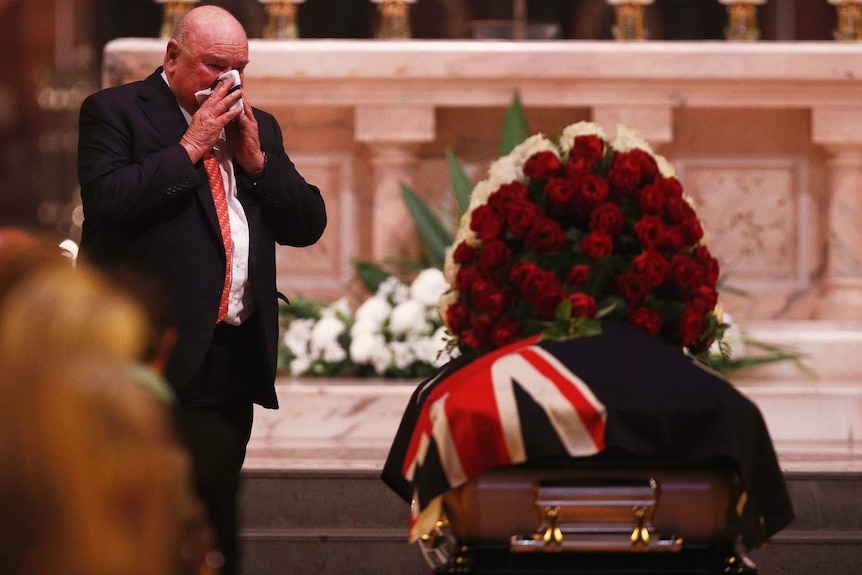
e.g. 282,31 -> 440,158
719,0 -> 767,42
371,0 -> 416,39
155,0 -> 200,39
829,0 -> 862,41
606,0 -> 654,41
260,0 -> 306,39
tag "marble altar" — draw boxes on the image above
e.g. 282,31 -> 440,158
103,38 -> 862,323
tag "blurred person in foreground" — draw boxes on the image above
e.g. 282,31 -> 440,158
76,5 -> 327,572
0,265 -> 217,575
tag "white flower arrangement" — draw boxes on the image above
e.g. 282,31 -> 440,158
278,268 -> 460,378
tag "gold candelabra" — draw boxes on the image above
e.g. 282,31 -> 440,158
606,0 -> 654,41
719,0 -> 767,42
829,0 -> 862,41
260,0 -> 306,39
155,0 -> 200,38
371,0 -> 416,39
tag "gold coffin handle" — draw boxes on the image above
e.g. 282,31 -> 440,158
510,478 -> 683,553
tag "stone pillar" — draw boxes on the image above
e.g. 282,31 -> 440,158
591,105 -> 674,146
355,105 -> 435,263
812,107 -> 862,319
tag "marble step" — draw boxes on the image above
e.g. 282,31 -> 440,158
238,467 -> 862,575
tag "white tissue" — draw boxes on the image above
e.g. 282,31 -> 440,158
194,69 -> 243,114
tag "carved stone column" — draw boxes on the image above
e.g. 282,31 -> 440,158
355,105 -> 435,263
591,105 -> 673,145
813,107 -> 862,318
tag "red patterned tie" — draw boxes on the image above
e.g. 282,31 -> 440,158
204,152 -> 232,322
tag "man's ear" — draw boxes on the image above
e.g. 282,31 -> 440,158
164,40 -> 180,71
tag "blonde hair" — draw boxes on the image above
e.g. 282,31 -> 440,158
0,262 -> 149,374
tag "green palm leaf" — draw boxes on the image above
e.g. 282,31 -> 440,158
446,147 -> 472,215
400,183 -> 453,269
499,92 -> 530,156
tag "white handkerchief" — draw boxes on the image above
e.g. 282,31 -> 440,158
194,69 -> 243,113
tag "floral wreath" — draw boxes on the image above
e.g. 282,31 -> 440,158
439,122 -> 722,356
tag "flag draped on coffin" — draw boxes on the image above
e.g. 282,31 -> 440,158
381,322 -> 794,551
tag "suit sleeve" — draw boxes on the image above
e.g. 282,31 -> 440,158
77,91 -> 202,229
240,110 -> 327,248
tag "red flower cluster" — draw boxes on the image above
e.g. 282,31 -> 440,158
443,126 -> 722,355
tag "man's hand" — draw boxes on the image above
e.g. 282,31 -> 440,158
225,92 -> 265,178
180,79 -> 243,163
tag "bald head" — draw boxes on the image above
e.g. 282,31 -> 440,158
172,5 -> 246,47
162,4 -> 249,113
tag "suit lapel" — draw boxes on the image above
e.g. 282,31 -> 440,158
138,69 -> 221,237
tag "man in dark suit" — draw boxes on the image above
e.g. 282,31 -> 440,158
77,5 -> 326,574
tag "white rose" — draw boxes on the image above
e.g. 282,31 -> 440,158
390,340 -> 416,370
654,152 -> 676,178
321,342 -> 347,363
349,332 -> 387,364
320,297 -> 352,318
350,318 -> 382,339
467,179 -> 498,210
559,121 -> 607,152
410,268 -> 448,306
488,154 -> 522,186
354,296 -> 392,326
289,356 -> 311,376
310,316 -> 345,351
389,299 -> 428,337
612,123 -> 652,154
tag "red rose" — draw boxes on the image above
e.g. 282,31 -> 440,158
589,202 -> 625,235
470,278 -> 514,318
633,215 -> 666,249
669,255 -> 706,291
687,284 -> 718,314
506,199 -> 542,239
477,238 -> 512,272
509,261 -> 540,291
632,249 -> 669,288
630,148 -> 659,184
523,150 -> 562,180
680,213 -> 704,245
452,241 -> 476,265
525,217 -> 568,254
635,182 -> 665,215
575,173 -> 610,210
491,317 -> 524,348
568,292 -> 598,318
566,135 -> 604,175
544,177 -> 577,217
488,182 -> 529,214
580,230 -> 614,259
462,314 -> 492,350
607,152 -> 642,194
617,270 -> 652,304
520,268 -> 565,319
455,265 -> 480,293
445,301 -> 470,333
693,245 -> 720,285
470,204 -> 505,240
661,176 -> 684,201
659,226 -> 686,252
664,196 -> 695,225
628,307 -> 662,336
677,308 -> 705,348
565,264 -> 590,286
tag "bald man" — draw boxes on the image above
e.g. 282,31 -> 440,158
77,6 -> 326,573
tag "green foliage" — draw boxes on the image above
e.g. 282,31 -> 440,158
400,183 -> 453,271
499,92 -> 531,156
352,260 -> 393,294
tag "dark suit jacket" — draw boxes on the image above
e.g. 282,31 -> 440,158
77,68 -> 326,409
